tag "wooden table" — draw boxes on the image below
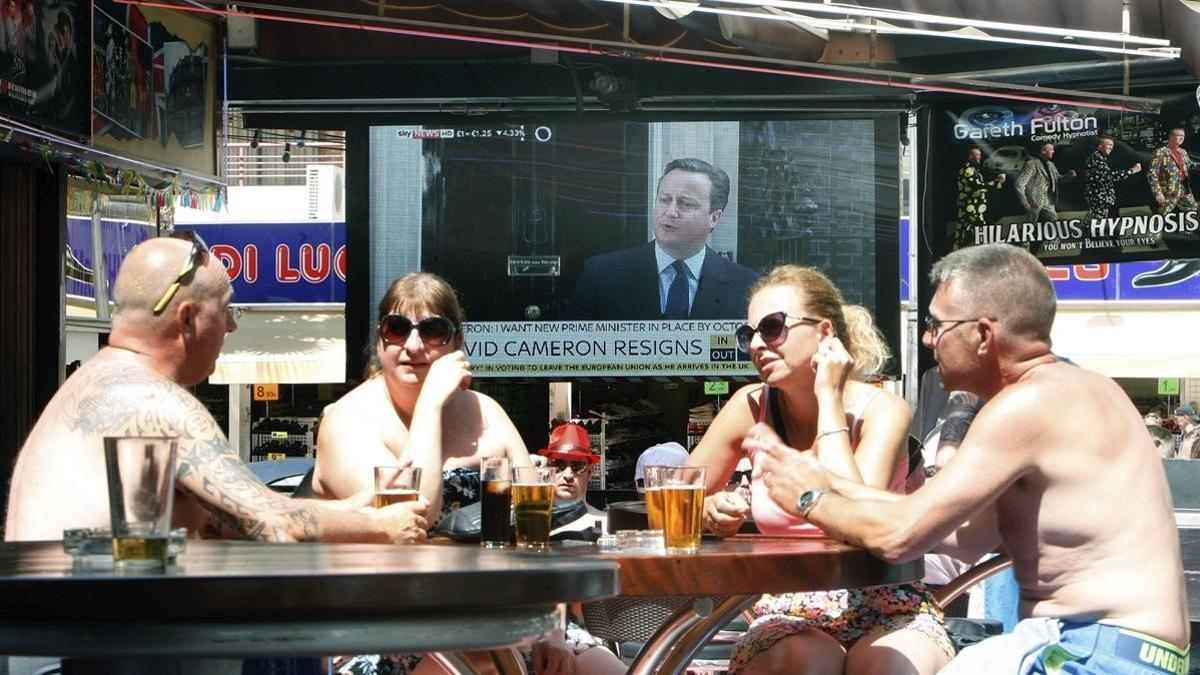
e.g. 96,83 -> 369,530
547,535 -> 925,674
0,540 -> 619,674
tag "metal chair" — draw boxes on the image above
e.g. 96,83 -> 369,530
932,553 -> 1012,652
580,596 -> 748,664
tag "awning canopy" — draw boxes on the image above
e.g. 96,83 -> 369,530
211,308 -> 346,385
1051,305 -> 1200,379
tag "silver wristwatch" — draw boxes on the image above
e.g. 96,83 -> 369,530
796,488 -> 828,519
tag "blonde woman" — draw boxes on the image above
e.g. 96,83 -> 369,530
689,265 -> 953,674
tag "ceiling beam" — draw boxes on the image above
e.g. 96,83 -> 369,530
122,0 -> 1164,112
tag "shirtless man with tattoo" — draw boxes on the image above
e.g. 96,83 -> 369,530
755,244 -> 1188,674
5,236 -> 428,543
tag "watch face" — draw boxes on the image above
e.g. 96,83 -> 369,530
798,490 -> 816,512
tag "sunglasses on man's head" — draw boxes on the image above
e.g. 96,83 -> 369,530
378,314 -> 457,347
549,459 -> 591,475
152,230 -> 210,315
735,311 -> 822,352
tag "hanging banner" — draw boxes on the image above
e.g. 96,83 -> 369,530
933,91 -> 1200,270
1047,260 -> 1200,301
65,215 -> 153,301
177,222 -> 347,304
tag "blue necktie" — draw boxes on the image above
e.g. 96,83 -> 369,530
665,259 -> 690,319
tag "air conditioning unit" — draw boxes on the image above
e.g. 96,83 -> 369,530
305,165 -> 345,221
226,15 -> 258,50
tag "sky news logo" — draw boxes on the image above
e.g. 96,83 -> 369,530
396,129 -> 454,140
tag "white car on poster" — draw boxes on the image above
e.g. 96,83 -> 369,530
984,145 -> 1031,173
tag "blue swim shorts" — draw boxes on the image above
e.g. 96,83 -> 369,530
940,617 -> 1189,675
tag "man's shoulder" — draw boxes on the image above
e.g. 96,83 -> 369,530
582,242 -> 653,270
55,354 -> 200,436
987,362 -> 1105,423
704,248 -> 758,279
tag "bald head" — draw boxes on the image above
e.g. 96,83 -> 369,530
110,236 -> 236,386
113,237 -> 226,322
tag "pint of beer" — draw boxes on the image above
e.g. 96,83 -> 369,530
642,465 -> 666,532
374,466 -> 422,510
660,465 -> 706,554
480,457 -> 513,547
512,466 -> 555,549
375,489 -> 420,508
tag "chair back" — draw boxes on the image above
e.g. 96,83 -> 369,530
248,458 -> 315,497
581,596 -> 691,643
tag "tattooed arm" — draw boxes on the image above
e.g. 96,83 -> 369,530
64,362 -> 427,543
934,391 -> 983,469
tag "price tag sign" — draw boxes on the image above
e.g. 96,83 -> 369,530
1158,378 -> 1180,395
704,381 -> 730,395
253,384 -> 280,401
270,431 -> 288,440
266,452 -> 286,461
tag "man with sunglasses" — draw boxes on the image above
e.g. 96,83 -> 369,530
565,157 -> 759,321
527,423 -> 626,675
539,423 -> 606,535
5,237 -> 428,545
753,243 -> 1189,674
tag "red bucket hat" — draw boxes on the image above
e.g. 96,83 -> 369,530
538,423 -> 599,464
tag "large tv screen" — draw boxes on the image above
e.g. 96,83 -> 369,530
368,118 -> 899,378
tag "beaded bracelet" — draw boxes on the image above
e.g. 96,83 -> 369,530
815,426 -> 850,441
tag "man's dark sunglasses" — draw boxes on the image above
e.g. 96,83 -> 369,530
152,230 -> 209,315
550,459 -> 591,474
736,311 -> 822,352
378,314 -> 457,347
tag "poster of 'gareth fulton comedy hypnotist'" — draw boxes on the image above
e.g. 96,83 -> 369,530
938,92 -> 1200,267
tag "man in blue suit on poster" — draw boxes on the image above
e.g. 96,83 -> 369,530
566,158 -> 760,321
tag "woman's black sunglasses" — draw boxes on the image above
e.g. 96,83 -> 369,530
735,311 -> 822,352
378,314 -> 457,347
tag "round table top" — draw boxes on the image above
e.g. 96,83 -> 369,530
548,534 -> 924,597
0,539 -> 620,622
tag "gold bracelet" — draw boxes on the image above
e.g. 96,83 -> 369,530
815,426 -> 850,441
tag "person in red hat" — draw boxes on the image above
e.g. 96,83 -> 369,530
532,422 -> 626,675
539,423 -> 607,534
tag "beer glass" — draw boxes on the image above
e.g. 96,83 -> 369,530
374,466 -> 422,508
103,436 -> 178,570
661,465 -> 706,554
480,457 -> 513,547
642,465 -> 666,533
512,466 -> 555,549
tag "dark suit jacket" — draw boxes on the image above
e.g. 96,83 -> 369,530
565,241 -> 760,320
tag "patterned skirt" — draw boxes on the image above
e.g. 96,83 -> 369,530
729,582 -> 955,672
